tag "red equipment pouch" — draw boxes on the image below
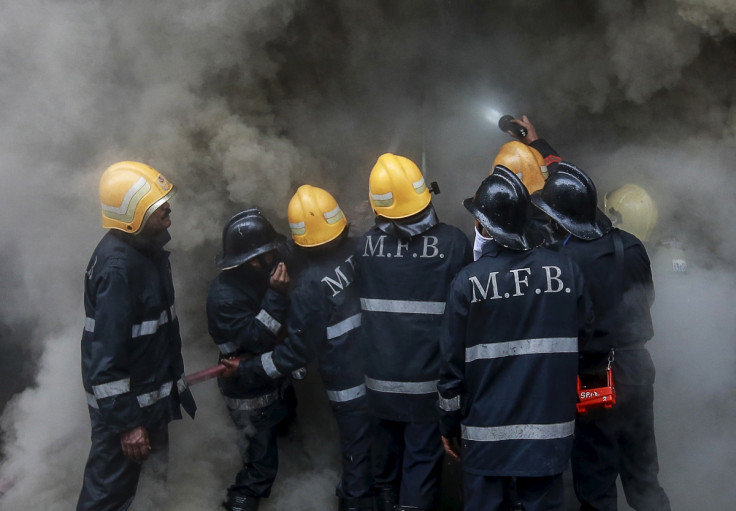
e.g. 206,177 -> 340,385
576,349 -> 616,414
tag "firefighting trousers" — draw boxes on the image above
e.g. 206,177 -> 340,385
463,473 -> 565,511
332,400 -> 373,499
226,388 -> 296,499
77,410 -> 169,511
372,418 -> 443,511
571,383 -> 671,511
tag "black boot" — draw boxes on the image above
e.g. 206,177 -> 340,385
339,495 -> 376,511
223,493 -> 260,511
374,486 -> 398,511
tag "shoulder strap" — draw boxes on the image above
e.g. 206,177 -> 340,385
612,229 -> 624,305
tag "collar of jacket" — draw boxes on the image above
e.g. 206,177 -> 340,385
479,237 -> 505,258
375,204 -> 439,240
111,228 -> 171,255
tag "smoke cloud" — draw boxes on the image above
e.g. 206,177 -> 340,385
1,0 -> 735,509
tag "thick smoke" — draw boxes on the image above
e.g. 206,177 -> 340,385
1,0 -> 735,509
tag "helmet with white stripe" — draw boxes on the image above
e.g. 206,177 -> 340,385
288,185 -> 347,247
99,161 -> 176,234
369,153 -> 431,219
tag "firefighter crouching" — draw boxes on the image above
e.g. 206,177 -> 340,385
78,161 -> 197,510
229,185 -> 373,511
531,163 -> 671,511
355,154 -> 472,511
207,209 -> 296,511
438,167 -> 593,511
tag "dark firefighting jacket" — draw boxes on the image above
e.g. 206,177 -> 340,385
81,230 -> 196,434
553,229 -> 656,385
239,238 -> 365,409
207,264 -> 289,405
530,139 -> 562,175
355,207 -> 472,422
438,240 -> 593,476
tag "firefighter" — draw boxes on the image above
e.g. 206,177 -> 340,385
438,166 -> 592,511
531,163 -> 671,511
355,153 -> 472,511
475,115 -> 564,260
78,161 -> 197,510
207,208 -> 296,511
604,183 -> 688,275
228,185 -> 373,511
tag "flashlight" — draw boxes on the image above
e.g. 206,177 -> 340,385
498,115 -> 528,138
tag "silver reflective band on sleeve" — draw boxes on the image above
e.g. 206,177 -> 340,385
137,381 -> 173,407
326,313 -> 362,339
218,341 -> 240,354
462,421 -> 575,442
177,376 -> 187,394
84,305 -> 175,338
86,392 -> 99,409
92,378 -> 131,399
261,352 -> 283,379
224,390 -> 279,411
438,394 -> 461,411
365,376 -> 438,395
256,309 -> 281,335
466,337 -> 577,362
326,384 -> 366,403
132,308 -> 171,338
360,298 -> 445,315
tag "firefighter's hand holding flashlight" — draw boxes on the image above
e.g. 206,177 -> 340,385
513,115 -> 539,144
441,435 -> 461,462
269,262 -> 290,294
120,426 -> 151,463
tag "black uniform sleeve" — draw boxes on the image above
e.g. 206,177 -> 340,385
437,273 -> 469,438
530,139 -> 562,175
239,283 -> 327,383
88,269 -> 144,433
208,285 -> 289,355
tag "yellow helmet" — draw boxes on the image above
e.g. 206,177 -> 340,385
604,184 -> 658,241
492,141 -> 548,193
99,161 -> 176,234
369,153 -> 431,219
288,185 -> 348,247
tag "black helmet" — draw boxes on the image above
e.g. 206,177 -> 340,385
463,165 -> 538,251
215,208 -> 286,270
530,162 -> 612,241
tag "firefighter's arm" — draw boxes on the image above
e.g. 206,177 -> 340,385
207,284 -> 289,355
512,115 -> 563,173
437,276 -> 467,455
235,286 -> 326,385
87,269 -> 144,433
